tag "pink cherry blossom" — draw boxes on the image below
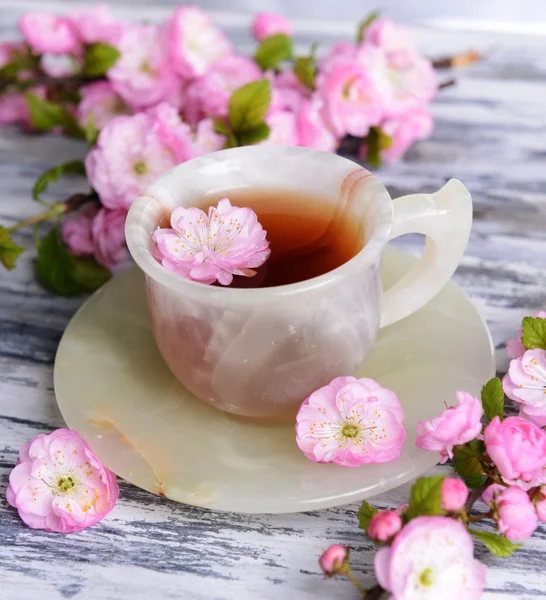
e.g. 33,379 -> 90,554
168,6 -> 233,80
77,81 -> 131,130
85,108 -> 188,211
296,376 -> 406,467
91,208 -> 128,269
380,108 -> 433,162
503,348 -> 546,426
0,92 -> 28,125
251,13 -> 294,42
296,95 -> 338,153
505,311 -> 546,359
107,25 -> 179,109
269,70 -> 309,114
193,118 -> 226,156
534,488 -> 546,522
62,205 -> 97,256
374,517 -> 486,599
148,102 -> 197,163
381,51 -> 437,117
319,42 -> 359,76
415,391 -> 483,463
184,56 -> 261,123
318,544 -> 349,577
441,478 -> 468,511
68,4 -> 124,45
6,428 -> 119,533
152,198 -> 270,286
263,110 -> 300,146
484,416 -> 546,488
364,18 -> 419,57
368,510 -> 402,541
318,57 -> 384,138
482,484 -> 537,541
19,12 -> 80,55
0,86 -> 46,127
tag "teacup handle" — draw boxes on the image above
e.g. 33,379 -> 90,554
380,179 -> 472,328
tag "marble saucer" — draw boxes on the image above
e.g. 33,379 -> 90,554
54,246 -> 495,514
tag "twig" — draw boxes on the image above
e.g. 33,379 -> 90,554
439,79 -> 456,90
432,50 -> 481,69
0,72 -> 102,95
465,483 -> 489,513
366,584 -> 387,600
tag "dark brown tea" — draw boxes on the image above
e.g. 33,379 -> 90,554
201,188 -> 364,288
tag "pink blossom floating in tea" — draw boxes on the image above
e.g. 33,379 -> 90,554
295,376 -> 406,467
152,198 -> 270,285
6,428 -> 119,533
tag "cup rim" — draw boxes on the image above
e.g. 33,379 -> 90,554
126,146 -> 393,303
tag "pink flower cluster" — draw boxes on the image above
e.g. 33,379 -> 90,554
1,8 -> 437,270
7,428 -> 119,533
295,376 -> 406,467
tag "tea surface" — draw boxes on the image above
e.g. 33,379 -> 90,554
201,188 -> 364,288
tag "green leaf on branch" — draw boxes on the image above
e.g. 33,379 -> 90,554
0,225 -> 25,270
213,118 -> 237,149
254,34 -> 293,71
357,10 -> 381,42
481,377 -> 504,421
26,93 -> 66,131
406,475 -> 445,520
365,127 -> 392,169
37,226 -> 110,296
294,55 -> 316,90
85,113 -> 99,146
237,122 -> 270,145
32,161 -> 86,205
464,474 -> 489,489
25,94 -> 85,138
228,79 -> 271,134
82,43 -> 121,77
357,500 -> 378,531
468,528 -> 522,558
522,316 -> 546,350
453,440 -> 486,478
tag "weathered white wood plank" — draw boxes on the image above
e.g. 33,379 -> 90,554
1,4 -> 546,599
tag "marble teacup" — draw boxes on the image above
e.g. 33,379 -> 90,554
126,146 -> 472,421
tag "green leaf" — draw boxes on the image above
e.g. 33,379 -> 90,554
468,528 -> 522,558
82,43 -> 121,77
464,474 -> 489,488
60,110 -> 86,139
228,79 -> 271,133
356,10 -> 381,44
237,122 -> 270,146
32,161 -> 86,205
357,10 -> 381,42
522,316 -> 546,350
213,118 -> 237,149
25,93 -> 65,132
37,226 -> 111,296
406,475 -> 445,520
294,55 -> 316,90
85,113 -> 99,146
254,34 -> 293,71
365,127 -> 391,169
0,225 -> 25,270
0,61 -> 20,80
453,440 -> 486,478
357,500 -> 378,531
481,377 -> 504,421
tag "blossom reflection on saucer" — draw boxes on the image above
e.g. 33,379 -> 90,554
54,246 -> 495,514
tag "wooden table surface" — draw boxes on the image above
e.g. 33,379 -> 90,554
1,3 -> 546,599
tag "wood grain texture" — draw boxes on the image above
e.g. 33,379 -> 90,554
1,4 -> 546,599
